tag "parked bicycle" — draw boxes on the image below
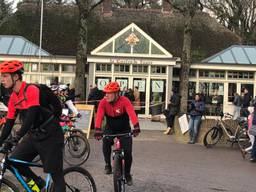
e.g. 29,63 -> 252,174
103,132 -> 132,192
0,146 -> 97,192
203,113 -> 250,149
61,115 -> 90,166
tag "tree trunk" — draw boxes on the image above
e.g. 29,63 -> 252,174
179,13 -> 192,113
75,7 -> 88,100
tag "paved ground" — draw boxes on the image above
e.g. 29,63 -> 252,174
84,131 -> 256,192
5,130 -> 256,192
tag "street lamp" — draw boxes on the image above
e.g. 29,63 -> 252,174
38,0 -> 44,83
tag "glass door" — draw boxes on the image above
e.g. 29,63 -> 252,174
150,79 -> 166,115
133,78 -> 146,114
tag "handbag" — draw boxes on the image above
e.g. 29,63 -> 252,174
249,125 -> 256,136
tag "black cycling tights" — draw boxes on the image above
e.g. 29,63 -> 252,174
51,171 -> 66,192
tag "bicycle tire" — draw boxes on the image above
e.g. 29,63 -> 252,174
237,130 -> 251,152
50,166 -> 97,192
203,126 -> 223,148
0,178 -> 19,192
64,134 -> 90,166
70,128 -> 86,137
113,154 -> 125,192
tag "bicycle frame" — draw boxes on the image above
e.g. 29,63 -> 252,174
104,133 -> 132,186
216,115 -> 245,140
112,137 -> 126,183
0,152 -> 52,192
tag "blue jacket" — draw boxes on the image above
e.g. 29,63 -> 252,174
189,100 -> 205,116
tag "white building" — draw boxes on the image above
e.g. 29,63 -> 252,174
1,24 -> 256,117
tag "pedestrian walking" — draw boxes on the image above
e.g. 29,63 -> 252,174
133,86 -> 141,115
233,92 -> 242,120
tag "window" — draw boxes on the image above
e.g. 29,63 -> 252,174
199,70 -> 225,78
228,71 -> 254,79
151,66 -> 166,74
228,83 -> 237,102
114,64 -> 130,72
241,84 -> 254,98
188,82 -> 196,101
173,68 -> 180,77
96,63 -> 112,72
189,69 -> 197,77
199,82 -> 224,116
31,63 -> 38,72
42,63 -> 59,72
23,63 -> 30,72
60,77 -> 74,85
132,65 -> 148,73
62,64 -> 76,73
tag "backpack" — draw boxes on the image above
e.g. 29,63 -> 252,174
23,84 -> 62,118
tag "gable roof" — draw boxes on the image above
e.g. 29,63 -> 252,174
91,23 -> 173,58
202,45 -> 256,65
0,35 -> 51,56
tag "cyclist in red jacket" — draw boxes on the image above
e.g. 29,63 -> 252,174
0,60 -> 65,191
94,82 -> 140,186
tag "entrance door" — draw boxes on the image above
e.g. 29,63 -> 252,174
133,78 -> 146,114
150,79 -> 166,115
115,77 -> 129,95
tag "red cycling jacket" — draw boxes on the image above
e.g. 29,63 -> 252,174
7,82 -> 40,119
95,96 -> 138,132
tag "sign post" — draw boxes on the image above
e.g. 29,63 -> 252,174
74,104 -> 95,139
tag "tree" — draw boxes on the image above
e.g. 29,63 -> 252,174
202,0 -> 256,44
166,0 -> 203,113
0,0 -> 12,28
75,0 -> 104,99
113,0 -> 161,9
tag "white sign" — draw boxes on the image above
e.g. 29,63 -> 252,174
178,114 -> 189,134
97,78 -> 110,90
116,79 -> 128,90
152,80 -> 164,93
134,80 -> 145,92
32,64 -> 38,71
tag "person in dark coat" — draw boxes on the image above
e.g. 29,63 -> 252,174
88,85 -> 104,111
164,88 -> 181,135
241,87 -> 252,117
0,83 -> 11,106
124,88 -> 135,102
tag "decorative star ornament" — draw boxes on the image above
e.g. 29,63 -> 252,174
125,33 -> 140,46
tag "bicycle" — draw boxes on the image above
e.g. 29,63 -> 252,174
203,113 -> 250,148
33,115 -> 90,166
103,132 -> 132,192
0,147 -> 97,192
61,115 -> 90,166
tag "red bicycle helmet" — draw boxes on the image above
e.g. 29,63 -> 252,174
0,60 -> 24,73
103,82 -> 120,93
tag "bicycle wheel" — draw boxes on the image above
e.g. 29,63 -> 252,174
70,128 -> 86,137
203,126 -> 223,148
113,154 -> 125,192
0,178 -> 19,192
64,134 -> 90,166
237,130 -> 251,151
50,166 -> 97,192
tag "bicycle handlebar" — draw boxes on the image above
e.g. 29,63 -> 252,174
103,132 -> 133,138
